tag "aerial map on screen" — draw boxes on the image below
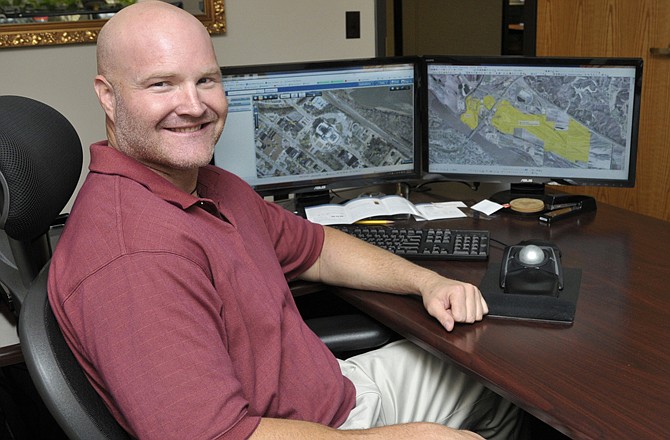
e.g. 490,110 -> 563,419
427,68 -> 635,172
252,85 -> 415,179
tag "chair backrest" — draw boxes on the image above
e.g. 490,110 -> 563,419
0,95 -> 82,307
0,95 -> 131,439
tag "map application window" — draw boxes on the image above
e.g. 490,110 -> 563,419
215,61 -> 418,194
426,60 -> 640,184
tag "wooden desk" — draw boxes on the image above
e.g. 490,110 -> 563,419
0,302 -> 22,367
333,198 -> 670,439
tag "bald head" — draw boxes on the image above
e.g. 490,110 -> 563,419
97,1 -> 216,79
91,0 -> 227,188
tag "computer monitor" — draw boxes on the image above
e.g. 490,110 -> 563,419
423,55 -> 643,202
214,57 -> 422,205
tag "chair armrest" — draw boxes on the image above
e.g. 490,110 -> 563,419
305,314 -> 393,355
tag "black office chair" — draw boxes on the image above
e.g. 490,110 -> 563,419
1,95 -> 392,439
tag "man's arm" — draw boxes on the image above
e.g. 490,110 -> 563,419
256,227 -> 489,437
298,226 -> 488,331
251,418 -> 484,439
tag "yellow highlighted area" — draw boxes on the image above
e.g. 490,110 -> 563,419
483,95 -> 495,110
460,96 -> 481,130
462,97 -> 590,163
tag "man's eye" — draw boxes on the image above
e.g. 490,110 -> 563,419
151,81 -> 168,88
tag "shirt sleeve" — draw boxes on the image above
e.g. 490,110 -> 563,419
56,251 -> 261,440
259,199 -> 325,280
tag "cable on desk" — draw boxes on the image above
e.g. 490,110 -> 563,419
488,236 -> 510,250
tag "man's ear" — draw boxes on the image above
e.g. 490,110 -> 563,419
94,75 -> 116,122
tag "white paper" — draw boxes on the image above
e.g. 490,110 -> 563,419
414,201 -> 467,220
470,199 -> 504,216
303,205 -> 352,225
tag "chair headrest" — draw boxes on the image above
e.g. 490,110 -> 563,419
0,96 -> 83,241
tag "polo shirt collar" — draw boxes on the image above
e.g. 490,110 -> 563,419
88,141 -> 213,211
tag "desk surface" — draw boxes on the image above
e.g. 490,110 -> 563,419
0,302 -> 22,367
333,194 -> 670,440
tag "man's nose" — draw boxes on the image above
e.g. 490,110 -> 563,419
176,84 -> 207,116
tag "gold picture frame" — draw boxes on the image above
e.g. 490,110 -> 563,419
0,0 -> 225,49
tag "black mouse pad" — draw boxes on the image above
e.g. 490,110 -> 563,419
479,264 -> 582,324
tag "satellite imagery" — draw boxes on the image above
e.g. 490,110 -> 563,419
427,72 -> 633,171
251,85 -> 414,178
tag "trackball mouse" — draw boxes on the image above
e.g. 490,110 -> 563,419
499,240 -> 564,296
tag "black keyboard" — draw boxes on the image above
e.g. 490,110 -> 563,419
331,225 -> 490,261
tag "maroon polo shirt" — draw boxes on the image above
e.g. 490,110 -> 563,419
48,141 -> 355,439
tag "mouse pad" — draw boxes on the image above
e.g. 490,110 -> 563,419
479,264 -> 582,324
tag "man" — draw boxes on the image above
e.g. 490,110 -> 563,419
48,2 -> 522,439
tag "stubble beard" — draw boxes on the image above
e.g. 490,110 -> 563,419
113,94 -> 220,171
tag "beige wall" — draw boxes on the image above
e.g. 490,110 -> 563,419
0,0 -> 378,209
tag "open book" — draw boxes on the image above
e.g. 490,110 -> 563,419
304,195 -> 467,225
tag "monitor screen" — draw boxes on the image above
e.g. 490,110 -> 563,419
423,56 -> 643,199
214,58 -> 422,199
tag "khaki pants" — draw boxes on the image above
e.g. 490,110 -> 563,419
338,340 -> 524,439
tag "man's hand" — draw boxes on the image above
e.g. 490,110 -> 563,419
420,276 -> 488,331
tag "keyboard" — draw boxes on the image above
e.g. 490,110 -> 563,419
331,225 -> 490,261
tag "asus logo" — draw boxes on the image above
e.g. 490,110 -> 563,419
520,178 -> 534,183
314,185 -> 327,190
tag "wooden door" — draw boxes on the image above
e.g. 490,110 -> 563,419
537,0 -> 670,221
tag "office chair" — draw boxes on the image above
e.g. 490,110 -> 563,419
1,95 -> 392,439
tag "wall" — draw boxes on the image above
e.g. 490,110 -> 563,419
0,0 -> 378,209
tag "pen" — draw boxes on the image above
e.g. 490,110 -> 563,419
354,220 -> 395,225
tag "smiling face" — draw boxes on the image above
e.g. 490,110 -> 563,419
110,46 -> 227,172
94,2 -> 227,182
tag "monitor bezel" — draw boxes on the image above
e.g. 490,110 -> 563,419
216,56 -> 424,198
421,55 -> 643,190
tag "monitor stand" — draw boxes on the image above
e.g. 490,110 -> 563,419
272,190 -> 332,218
490,182 -> 547,205
294,190 -> 332,213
